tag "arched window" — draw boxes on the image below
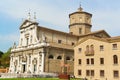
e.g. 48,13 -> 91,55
85,45 -> 89,54
48,55 -> 54,59
113,55 -> 118,64
57,56 -> 62,60
66,56 -> 70,60
90,45 -> 94,54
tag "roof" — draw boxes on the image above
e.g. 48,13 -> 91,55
107,36 -> 120,43
20,20 -> 38,29
37,25 -> 79,37
76,36 -> 120,47
49,42 -> 74,50
76,36 -> 109,46
19,20 -> 111,40
69,10 -> 92,17
79,30 -> 111,38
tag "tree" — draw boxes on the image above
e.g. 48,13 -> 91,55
1,48 -> 11,68
0,51 -> 4,66
0,51 -> 4,58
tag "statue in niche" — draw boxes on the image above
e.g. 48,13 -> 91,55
32,58 -> 37,65
41,32 -> 46,43
12,42 -> 16,49
22,55 -> 27,62
14,60 -> 18,66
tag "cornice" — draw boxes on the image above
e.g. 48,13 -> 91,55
69,11 -> 92,18
69,23 -> 92,28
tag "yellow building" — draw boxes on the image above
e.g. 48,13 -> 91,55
74,7 -> 120,80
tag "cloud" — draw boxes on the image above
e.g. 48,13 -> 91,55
0,34 -> 19,43
0,33 -> 19,52
0,0 -> 72,28
92,10 -> 120,36
1,0 -> 120,36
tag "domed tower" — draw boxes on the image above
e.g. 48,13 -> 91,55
69,6 -> 92,35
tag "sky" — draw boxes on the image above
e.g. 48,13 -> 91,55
0,0 -> 120,52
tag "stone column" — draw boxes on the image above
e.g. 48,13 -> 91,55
9,55 -> 13,73
41,48 -> 45,73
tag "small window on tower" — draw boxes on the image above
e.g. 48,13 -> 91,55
72,42 -> 75,46
58,40 -> 62,44
79,28 -> 82,34
79,17 -> 82,22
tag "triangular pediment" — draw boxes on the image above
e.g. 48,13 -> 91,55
76,36 -> 109,47
19,20 -> 38,29
79,30 -> 110,38
93,30 -> 110,38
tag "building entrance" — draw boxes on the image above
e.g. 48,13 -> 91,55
22,64 -> 26,73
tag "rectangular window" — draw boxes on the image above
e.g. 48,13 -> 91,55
58,40 -> 62,44
100,70 -> 104,77
29,55 -> 31,64
79,28 -> 82,34
100,45 -> 104,51
86,70 -> 94,76
91,70 -> 94,76
72,42 -> 75,46
100,58 -> 104,65
91,58 -> 94,65
78,70 -> 82,76
113,44 -> 117,50
78,59 -> 81,65
30,36 -> 32,43
78,48 -> 82,53
26,38 -> 29,46
86,59 -> 89,65
114,70 -> 119,78
86,70 -> 90,76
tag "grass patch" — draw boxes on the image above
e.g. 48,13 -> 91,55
0,78 -> 59,80
0,78 -> 81,80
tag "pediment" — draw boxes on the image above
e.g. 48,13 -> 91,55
76,36 -> 109,47
94,30 -> 110,38
19,20 -> 38,29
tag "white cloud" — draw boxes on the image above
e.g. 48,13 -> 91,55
0,33 -> 19,51
0,0 -> 71,28
92,10 -> 120,36
0,34 -> 19,43
0,0 -> 120,36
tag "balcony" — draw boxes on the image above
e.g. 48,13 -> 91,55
85,50 -> 94,56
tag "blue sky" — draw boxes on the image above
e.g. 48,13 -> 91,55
0,0 -> 120,52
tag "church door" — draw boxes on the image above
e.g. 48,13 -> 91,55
22,64 -> 26,73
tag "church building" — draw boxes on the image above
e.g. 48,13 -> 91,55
9,5 -> 120,80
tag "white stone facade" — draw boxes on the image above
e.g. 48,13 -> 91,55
9,20 -> 49,74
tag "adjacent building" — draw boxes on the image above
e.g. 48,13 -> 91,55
74,8 -> 120,80
74,36 -> 120,80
